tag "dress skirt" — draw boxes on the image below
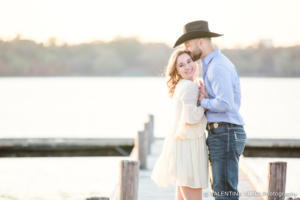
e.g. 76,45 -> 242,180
151,128 -> 209,189
151,79 -> 209,189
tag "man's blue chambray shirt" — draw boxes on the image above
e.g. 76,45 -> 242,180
200,48 -> 245,125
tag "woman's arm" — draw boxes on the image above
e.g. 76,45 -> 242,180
180,82 -> 206,125
174,82 -> 208,139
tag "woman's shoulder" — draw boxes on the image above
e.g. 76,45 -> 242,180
173,79 -> 199,99
177,79 -> 198,91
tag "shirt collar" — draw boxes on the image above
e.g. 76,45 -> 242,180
202,48 -> 220,66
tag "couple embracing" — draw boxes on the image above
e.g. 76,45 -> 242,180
151,20 -> 247,200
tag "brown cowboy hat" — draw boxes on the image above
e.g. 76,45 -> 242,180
173,20 -> 223,48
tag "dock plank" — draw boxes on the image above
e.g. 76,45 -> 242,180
139,139 -> 263,200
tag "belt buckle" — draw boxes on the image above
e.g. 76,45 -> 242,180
208,123 -> 219,130
213,123 -> 218,129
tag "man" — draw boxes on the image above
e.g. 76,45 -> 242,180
173,20 -> 247,200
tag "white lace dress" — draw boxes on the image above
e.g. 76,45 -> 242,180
151,79 -> 209,189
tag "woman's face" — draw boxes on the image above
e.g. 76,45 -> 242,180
176,53 -> 196,81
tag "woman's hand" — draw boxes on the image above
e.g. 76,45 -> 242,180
199,80 -> 210,99
203,88 -> 210,99
198,93 -> 205,102
198,93 -> 206,111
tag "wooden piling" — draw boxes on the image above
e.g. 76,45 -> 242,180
144,122 -> 151,154
110,114 -> 154,199
144,114 -> 154,155
138,131 -> 147,169
266,162 -> 287,200
147,114 -> 154,142
118,160 -> 139,200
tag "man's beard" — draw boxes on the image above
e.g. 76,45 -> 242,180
191,50 -> 202,61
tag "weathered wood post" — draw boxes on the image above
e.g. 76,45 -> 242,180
138,131 -> 147,169
148,114 -> 154,142
144,114 -> 154,155
118,160 -> 139,200
144,123 -> 151,154
266,162 -> 287,200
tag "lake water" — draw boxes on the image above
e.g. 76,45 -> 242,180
0,77 -> 299,199
0,77 -> 300,139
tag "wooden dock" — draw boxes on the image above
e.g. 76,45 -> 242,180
136,138 -> 263,200
1,138 -> 299,158
0,138 -> 134,157
0,114 -> 292,200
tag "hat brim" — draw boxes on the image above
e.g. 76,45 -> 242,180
173,31 -> 223,48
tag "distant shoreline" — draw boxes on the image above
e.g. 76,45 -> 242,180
1,37 -> 299,77
0,76 -> 299,78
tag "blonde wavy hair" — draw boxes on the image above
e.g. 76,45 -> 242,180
164,49 -> 198,98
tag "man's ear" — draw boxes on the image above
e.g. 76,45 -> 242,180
196,38 -> 202,48
199,38 -> 204,47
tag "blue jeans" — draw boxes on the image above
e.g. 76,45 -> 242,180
206,123 -> 247,200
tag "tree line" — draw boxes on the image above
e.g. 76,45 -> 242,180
0,36 -> 299,77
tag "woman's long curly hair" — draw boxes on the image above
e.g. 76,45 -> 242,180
164,49 -> 198,98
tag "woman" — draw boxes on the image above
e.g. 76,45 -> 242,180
151,49 -> 210,200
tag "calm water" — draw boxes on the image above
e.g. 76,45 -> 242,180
0,77 -> 300,139
0,156 -> 126,200
0,77 -> 299,199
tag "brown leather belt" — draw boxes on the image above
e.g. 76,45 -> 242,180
207,122 -> 230,130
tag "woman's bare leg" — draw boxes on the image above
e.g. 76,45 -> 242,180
179,186 -> 202,200
176,185 -> 185,200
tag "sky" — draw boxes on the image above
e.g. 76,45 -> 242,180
0,0 -> 299,48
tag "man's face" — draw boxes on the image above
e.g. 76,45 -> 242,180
184,39 -> 202,61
